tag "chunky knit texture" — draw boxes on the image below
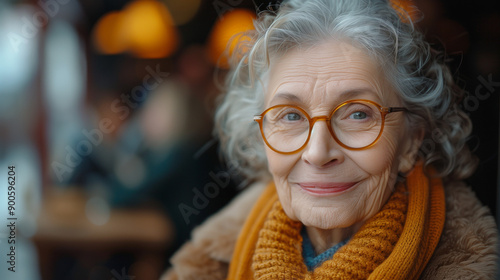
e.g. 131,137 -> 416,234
227,163 -> 446,280
252,183 -> 408,279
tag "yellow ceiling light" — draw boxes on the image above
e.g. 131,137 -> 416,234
163,0 -> 201,26
122,0 -> 179,58
208,9 -> 256,68
92,11 -> 127,54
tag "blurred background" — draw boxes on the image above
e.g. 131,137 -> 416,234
0,0 -> 498,279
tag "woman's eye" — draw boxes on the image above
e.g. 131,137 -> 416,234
349,111 -> 367,119
285,113 -> 302,121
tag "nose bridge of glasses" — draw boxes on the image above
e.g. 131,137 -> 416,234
309,115 -> 331,126
309,115 -> 336,140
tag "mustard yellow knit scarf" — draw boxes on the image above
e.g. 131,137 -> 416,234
227,164 -> 446,279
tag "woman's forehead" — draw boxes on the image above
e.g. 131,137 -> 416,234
265,41 -> 396,107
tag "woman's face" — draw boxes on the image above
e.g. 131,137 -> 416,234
264,40 -> 420,230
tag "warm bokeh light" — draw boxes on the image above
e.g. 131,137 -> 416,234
92,0 -> 179,58
208,9 -> 256,68
390,0 -> 420,23
163,0 -> 201,26
123,0 -> 179,58
92,11 -> 127,55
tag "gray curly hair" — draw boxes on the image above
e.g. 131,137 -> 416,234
214,0 -> 477,182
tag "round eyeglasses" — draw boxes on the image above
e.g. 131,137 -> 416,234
253,99 -> 407,154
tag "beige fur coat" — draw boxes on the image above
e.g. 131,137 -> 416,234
163,181 -> 498,280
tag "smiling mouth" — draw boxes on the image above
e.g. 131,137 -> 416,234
298,182 -> 358,196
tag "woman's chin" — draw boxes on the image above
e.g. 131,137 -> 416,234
293,207 -> 357,230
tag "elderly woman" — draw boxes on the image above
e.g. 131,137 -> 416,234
164,0 -> 498,279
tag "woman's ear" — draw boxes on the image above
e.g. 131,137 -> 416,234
398,127 -> 425,173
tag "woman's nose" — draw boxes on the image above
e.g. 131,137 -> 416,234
301,120 -> 344,167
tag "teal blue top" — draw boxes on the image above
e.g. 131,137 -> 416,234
301,228 -> 350,271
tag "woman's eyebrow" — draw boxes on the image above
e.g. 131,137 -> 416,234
270,92 -> 303,104
270,88 -> 379,104
336,88 -> 380,99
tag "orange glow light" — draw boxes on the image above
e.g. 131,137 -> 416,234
208,9 -> 256,68
91,0 -> 179,58
123,0 -> 179,58
92,12 -> 127,54
390,0 -> 420,23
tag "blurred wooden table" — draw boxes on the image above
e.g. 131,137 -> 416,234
32,188 -> 175,280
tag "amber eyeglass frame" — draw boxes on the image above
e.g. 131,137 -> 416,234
253,99 -> 408,154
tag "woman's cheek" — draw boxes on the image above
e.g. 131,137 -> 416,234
265,147 -> 297,179
264,147 -> 301,220
362,167 -> 396,216
353,128 -> 401,176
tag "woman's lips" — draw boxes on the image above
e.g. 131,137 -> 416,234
298,182 -> 358,196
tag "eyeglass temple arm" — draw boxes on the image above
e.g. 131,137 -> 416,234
383,107 -> 408,113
